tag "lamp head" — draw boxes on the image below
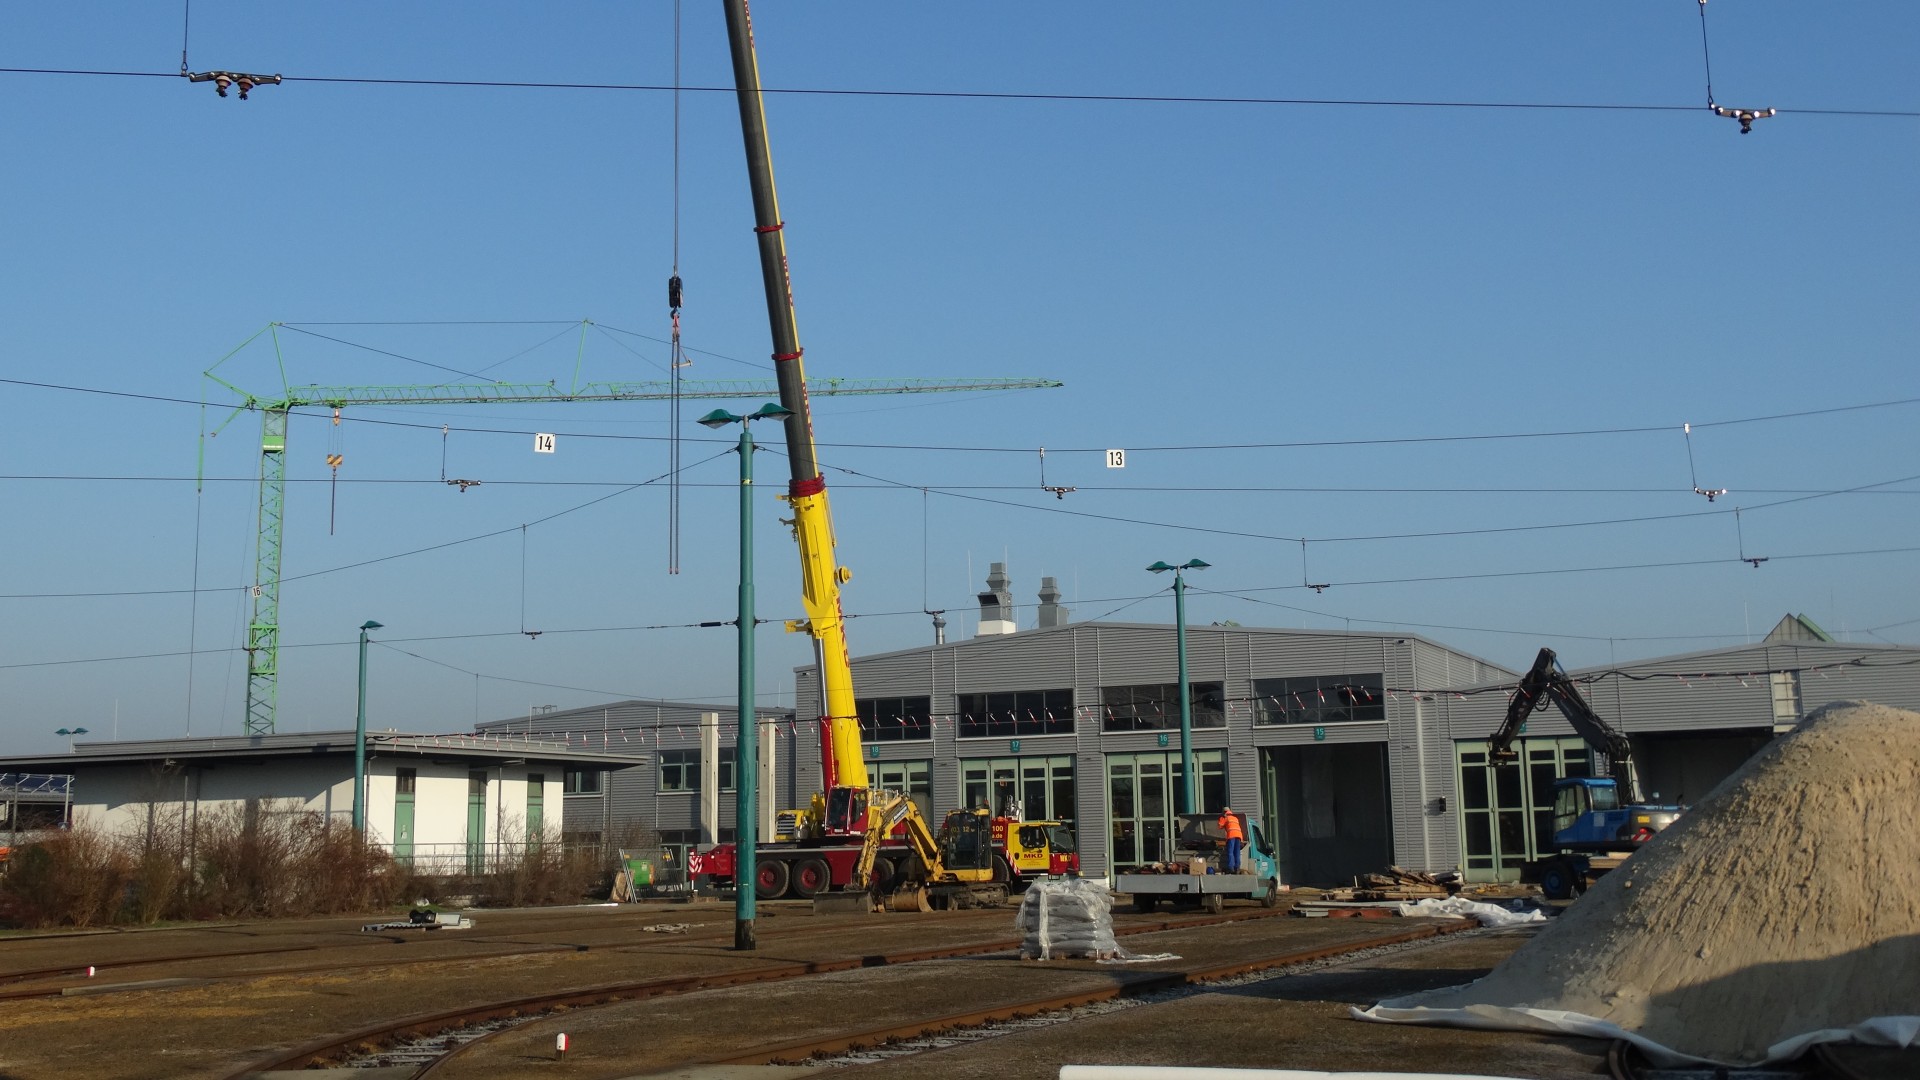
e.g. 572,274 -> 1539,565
1179,559 -> 1211,571
360,620 -> 384,631
697,408 -> 743,429
748,402 -> 794,423
1146,561 -> 1176,573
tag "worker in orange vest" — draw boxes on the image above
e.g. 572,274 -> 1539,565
1217,806 -> 1245,873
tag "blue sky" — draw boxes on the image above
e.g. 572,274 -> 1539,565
4,3 -> 1915,754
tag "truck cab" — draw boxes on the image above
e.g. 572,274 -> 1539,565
993,817 -> 1080,882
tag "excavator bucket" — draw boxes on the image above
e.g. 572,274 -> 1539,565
887,883 -> 933,913
812,890 -> 879,915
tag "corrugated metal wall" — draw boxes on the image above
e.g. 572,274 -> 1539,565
478,699 -> 797,844
804,622 -> 1507,880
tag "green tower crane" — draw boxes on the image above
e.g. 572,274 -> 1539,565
203,322 -> 1059,736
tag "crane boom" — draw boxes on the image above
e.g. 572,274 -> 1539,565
722,0 -> 868,807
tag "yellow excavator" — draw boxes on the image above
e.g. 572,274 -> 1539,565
849,790 -> 1009,912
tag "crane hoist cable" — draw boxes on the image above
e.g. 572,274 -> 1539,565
326,407 -> 344,534
666,0 -> 687,575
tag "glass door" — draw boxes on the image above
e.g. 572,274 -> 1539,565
393,769 -> 416,864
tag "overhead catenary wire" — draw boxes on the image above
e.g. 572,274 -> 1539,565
4,65 -> 1915,119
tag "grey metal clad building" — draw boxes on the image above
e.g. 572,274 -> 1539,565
469,608 -> 1920,890
796,594 -> 1920,888
795,614 -> 1515,887
475,699 -> 796,867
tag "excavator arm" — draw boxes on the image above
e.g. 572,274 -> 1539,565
851,789 -> 949,890
1492,647 -> 1645,803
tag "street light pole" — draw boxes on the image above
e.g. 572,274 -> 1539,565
55,727 -> 89,753
354,620 -> 383,835
1147,560 -> 1209,815
700,403 -> 791,952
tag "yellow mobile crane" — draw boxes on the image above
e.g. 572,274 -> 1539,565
723,1 -> 868,831
690,7 -> 1060,911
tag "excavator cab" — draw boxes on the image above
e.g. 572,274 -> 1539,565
937,808 -> 998,875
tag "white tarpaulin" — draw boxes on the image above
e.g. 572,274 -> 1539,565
1393,897 -> 1545,928
1352,1003 -> 1920,1068
1059,1060 -> 1520,1068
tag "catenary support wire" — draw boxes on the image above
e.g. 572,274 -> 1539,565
1698,0 -> 1776,133
1683,423 -> 1727,501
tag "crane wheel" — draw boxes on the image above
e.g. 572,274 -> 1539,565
888,883 -> 932,912
754,859 -> 790,901
870,857 -> 896,890
790,857 -> 831,899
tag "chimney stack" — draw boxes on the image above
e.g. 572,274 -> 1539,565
1037,576 -> 1069,628
976,562 -> 1016,636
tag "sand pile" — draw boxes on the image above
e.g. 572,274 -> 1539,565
1363,700 -> 1920,1064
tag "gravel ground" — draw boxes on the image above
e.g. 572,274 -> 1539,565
439,919 -> 1606,1080
0,902 -> 1604,1080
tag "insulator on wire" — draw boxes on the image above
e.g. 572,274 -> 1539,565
185,70 -> 281,100
1710,104 -> 1777,134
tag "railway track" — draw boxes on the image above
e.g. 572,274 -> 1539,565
216,912 -> 1471,1078
0,905 -> 816,999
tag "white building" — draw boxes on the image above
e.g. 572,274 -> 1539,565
0,731 -> 649,873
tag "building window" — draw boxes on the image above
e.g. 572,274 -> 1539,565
563,767 -> 603,794
872,760 -> 934,823
957,689 -> 1074,738
857,696 -> 933,742
1252,673 -> 1385,726
396,768 -> 416,795
960,755 -> 1075,824
1769,671 -> 1801,727
1100,682 -> 1225,732
659,748 -> 735,793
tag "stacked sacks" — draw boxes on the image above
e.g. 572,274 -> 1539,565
1017,876 -> 1122,960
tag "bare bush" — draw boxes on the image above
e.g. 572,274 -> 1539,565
0,825 -> 133,928
481,817 -> 605,907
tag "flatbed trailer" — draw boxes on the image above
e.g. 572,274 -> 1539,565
1115,869 -> 1282,914
1114,812 -> 1285,914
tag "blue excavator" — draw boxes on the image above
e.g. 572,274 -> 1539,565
1490,647 -> 1684,899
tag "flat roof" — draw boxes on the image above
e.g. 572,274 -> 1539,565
0,730 -> 652,774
